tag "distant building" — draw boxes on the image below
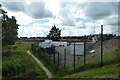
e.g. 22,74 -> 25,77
39,40 -> 67,49
71,43 -> 84,56
92,36 -> 97,43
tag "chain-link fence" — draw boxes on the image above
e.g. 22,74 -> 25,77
31,26 -> 118,75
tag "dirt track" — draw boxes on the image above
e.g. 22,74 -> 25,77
27,50 -> 53,78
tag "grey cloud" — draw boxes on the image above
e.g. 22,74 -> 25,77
104,17 -> 118,26
2,2 -> 25,12
2,2 -> 53,19
76,22 -> 86,29
59,2 -> 75,26
85,2 -> 118,20
58,2 -> 88,27
59,2 -> 118,27
25,2 -> 52,19
118,1 -> 120,26
60,17 -> 75,26
84,2 -> 118,35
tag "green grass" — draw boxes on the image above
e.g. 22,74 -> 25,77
64,63 -> 118,78
2,42 -> 47,78
31,42 -> 119,78
63,50 -> 119,78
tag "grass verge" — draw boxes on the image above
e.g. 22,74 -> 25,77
64,63 -> 119,78
2,42 -> 47,78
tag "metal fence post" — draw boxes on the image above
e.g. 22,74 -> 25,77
64,49 -> 66,68
58,52 -> 59,69
48,48 -> 51,64
84,35 -> 86,66
53,46 -> 55,66
73,42 -> 75,73
50,47 -> 53,67
101,25 -> 103,66
31,43 -> 33,51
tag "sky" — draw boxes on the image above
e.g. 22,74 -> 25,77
0,0 -> 119,37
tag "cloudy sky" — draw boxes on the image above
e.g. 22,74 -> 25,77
1,0 -> 119,37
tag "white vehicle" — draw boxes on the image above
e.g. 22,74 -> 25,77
89,50 -> 95,54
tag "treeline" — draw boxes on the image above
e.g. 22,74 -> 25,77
0,4 -> 47,78
62,34 -> 116,39
19,34 -> 117,42
0,4 -> 19,46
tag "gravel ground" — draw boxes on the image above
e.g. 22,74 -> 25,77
54,39 -> 119,67
55,46 -> 84,67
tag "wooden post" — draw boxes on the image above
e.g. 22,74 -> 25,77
84,35 -> 86,66
73,42 -> 75,72
101,25 -> 103,66
64,49 -> 66,68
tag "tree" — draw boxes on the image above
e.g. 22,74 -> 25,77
0,5 -> 19,46
47,25 -> 61,41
